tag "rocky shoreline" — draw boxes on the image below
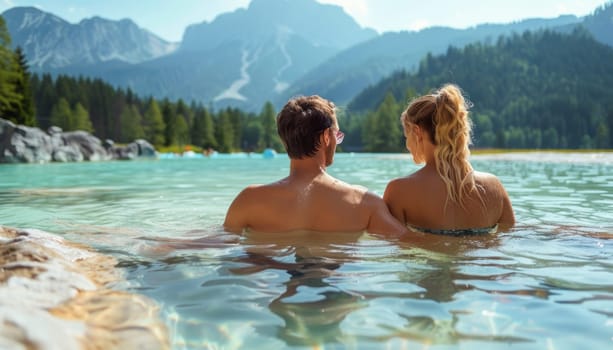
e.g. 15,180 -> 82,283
0,226 -> 170,349
0,118 -> 157,163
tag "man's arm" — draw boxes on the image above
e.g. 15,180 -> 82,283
364,192 -> 408,236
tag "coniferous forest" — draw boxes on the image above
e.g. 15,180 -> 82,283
2,14 -> 613,153
348,28 -> 613,151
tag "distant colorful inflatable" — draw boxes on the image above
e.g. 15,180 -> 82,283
262,148 -> 277,159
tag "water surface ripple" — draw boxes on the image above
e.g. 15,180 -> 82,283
1,152 -> 611,349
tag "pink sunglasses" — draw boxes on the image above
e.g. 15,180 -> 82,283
334,130 -> 344,144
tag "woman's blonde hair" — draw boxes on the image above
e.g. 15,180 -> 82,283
401,84 -> 477,207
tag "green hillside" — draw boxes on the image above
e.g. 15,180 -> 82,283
348,28 -> 613,149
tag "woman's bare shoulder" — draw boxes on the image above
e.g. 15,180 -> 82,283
389,173 -> 423,193
474,171 -> 503,185
383,175 -> 421,208
473,171 -> 508,197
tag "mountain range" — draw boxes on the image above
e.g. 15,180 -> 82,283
2,0 -> 612,111
2,6 -> 177,68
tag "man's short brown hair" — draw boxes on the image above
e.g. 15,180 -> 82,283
276,95 -> 336,159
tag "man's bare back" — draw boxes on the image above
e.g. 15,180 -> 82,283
223,95 -> 406,236
224,171 -> 404,234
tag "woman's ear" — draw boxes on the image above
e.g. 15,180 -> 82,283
412,124 -> 423,141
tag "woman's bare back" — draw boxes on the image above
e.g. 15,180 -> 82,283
385,168 -> 514,231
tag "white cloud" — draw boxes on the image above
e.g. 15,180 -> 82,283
3,0 -> 14,6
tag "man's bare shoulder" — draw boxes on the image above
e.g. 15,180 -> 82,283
235,181 -> 286,201
328,177 -> 369,197
224,181 -> 287,233
236,183 -> 262,196
360,189 -> 386,206
332,179 -> 384,208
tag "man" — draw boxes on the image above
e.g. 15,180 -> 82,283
223,95 -> 407,236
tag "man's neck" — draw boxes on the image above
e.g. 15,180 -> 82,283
288,156 -> 328,180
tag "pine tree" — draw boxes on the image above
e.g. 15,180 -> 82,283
0,16 -> 20,121
191,108 -> 205,147
143,98 -> 165,147
227,107 -> 244,150
363,93 -> 402,152
176,99 -> 192,126
259,101 -> 282,151
15,47 -> 37,126
34,74 -> 56,128
361,112 -> 377,152
175,114 -> 190,147
73,102 -> 94,132
243,119 -> 263,151
50,98 -> 74,130
161,99 -> 177,146
215,110 -> 234,153
120,104 -> 144,142
201,107 -> 217,149
2,46 -> 36,126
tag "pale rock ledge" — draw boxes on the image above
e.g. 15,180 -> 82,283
0,226 -> 169,350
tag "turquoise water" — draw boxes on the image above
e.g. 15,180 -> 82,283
1,152 -> 612,349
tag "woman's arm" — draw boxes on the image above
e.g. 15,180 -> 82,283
383,179 -> 406,224
497,180 -> 515,231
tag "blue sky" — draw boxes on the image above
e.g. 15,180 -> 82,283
0,0 -> 609,42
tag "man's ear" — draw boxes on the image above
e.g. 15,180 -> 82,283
322,129 -> 331,146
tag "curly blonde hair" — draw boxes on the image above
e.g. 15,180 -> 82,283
401,84 -> 477,207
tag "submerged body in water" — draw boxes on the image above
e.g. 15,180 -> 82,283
407,223 -> 498,236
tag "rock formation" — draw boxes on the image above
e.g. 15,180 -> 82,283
0,118 -> 157,163
0,226 -> 170,349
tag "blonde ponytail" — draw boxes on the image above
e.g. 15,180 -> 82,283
401,84 -> 478,208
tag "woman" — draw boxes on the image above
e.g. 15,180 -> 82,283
384,84 -> 515,235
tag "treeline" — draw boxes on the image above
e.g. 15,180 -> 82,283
8,72 -> 286,153
29,74 -> 284,152
347,28 -> 613,150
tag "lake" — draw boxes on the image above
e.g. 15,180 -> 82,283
1,152 -> 612,349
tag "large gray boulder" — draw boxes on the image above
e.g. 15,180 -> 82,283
0,119 -> 53,163
61,130 -> 111,161
0,118 -> 157,163
52,144 -> 85,162
109,139 -> 157,160
134,139 -> 157,157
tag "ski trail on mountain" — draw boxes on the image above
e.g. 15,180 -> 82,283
214,48 -> 259,102
273,26 -> 293,93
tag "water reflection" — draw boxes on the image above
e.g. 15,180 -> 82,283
4,154 -> 612,349
233,231 -> 365,346
394,232 -> 503,302
35,221 -> 612,349
210,230 -> 526,347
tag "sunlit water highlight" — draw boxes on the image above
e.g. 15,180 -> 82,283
1,152 -> 611,349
